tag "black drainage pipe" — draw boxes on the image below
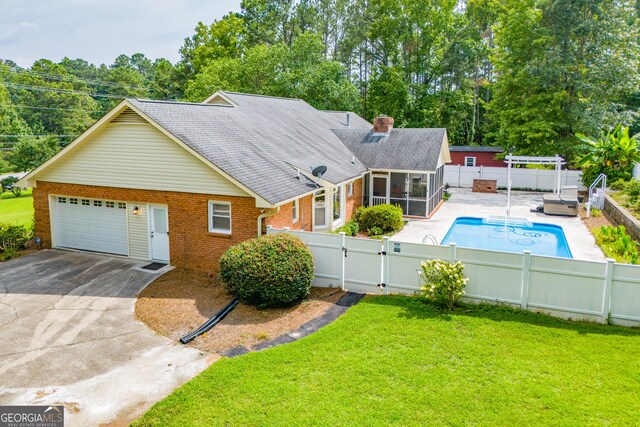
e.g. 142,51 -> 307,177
180,298 -> 239,344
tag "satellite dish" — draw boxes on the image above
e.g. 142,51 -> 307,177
311,165 -> 327,178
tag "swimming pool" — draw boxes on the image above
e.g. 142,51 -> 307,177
441,217 -> 573,258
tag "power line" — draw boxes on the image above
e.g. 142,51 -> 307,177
4,82 -> 127,99
0,134 -> 77,137
0,104 -> 108,113
1,67 -> 149,92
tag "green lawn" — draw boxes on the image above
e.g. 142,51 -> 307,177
0,189 -> 34,226
135,296 -> 640,426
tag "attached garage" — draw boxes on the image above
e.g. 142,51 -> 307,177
52,196 -> 129,256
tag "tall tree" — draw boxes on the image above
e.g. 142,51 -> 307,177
490,0 -> 640,159
179,14 -> 247,80
0,65 -> 31,136
185,33 -> 359,111
9,59 -> 98,136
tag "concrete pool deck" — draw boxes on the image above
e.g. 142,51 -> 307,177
392,188 -> 605,261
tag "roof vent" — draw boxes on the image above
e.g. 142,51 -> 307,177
346,112 -> 350,127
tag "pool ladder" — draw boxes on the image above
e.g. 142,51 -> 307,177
422,234 -> 439,245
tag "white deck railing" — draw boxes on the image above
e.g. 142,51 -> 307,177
371,196 -> 387,206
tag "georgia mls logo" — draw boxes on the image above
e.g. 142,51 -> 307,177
0,405 -> 64,427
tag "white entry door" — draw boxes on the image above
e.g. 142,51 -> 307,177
150,206 -> 170,262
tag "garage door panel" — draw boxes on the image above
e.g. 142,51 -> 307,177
54,196 -> 128,256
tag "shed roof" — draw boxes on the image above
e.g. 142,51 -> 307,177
449,145 -> 503,153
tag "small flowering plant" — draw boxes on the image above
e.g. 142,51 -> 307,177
420,259 -> 469,311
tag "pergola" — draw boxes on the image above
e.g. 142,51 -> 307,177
505,154 -> 565,217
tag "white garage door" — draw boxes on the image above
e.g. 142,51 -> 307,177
53,196 -> 128,256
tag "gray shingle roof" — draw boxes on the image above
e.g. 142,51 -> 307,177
449,145 -> 503,153
332,128 -> 447,171
128,92 -> 369,205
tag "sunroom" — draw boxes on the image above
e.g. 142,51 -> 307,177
363,167 -> 445,217
333,116 -> 450,218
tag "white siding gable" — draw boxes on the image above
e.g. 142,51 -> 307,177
37,116 -> 249,197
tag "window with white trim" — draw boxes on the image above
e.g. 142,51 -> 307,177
208,201 -> 231,234
292,198 -> 299,223
348,182 -> 353,197
465,156 -> 476,167
333,186 -> 343,222
314,191 -> 326,227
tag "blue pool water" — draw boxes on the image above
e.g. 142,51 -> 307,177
441,217 -> 573,258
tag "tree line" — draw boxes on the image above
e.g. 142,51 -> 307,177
1,0 -> 639,173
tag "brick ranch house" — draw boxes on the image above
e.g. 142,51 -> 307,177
19,91 -> 450,271
449,146 -> 504,167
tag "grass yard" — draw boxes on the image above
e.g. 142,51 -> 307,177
0,189 -> 34,226
135,296 -> 640,426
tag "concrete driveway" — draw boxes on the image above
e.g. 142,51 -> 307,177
0,250 -> 214,426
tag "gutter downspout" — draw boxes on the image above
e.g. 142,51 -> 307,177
257,206 -> 280,236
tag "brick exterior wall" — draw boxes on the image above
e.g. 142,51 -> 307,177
450,151 -> 504,167
266,194 -> 314,231
33,181 -> 262,272
345,178 -> 363,221
265,178 -> 363,231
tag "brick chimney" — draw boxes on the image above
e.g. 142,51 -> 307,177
373,115 -> 394,133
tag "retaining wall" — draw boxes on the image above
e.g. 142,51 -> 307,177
603,194 -> 640,243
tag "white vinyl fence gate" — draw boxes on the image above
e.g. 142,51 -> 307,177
267,227 -> 640,327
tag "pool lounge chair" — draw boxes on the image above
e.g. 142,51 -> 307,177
543,186 -> 579,216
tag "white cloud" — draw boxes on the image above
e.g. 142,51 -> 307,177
0,0 -> 241,67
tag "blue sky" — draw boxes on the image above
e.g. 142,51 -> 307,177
1,0 -> 242,67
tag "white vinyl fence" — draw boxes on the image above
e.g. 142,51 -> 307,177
267,227 -> 640,326
444,165 -> 585,191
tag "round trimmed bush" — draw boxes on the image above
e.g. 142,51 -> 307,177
355,204 -> 404,234
220,233 -> 314,307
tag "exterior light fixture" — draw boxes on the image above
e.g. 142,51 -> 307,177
132,206 -> 140,215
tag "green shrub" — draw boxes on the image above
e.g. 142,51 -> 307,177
335,219 -> 359,236
581,165 -> 631,188
590,208 -> 602,218
220,233 -> 315,308
420,259 -> 469,311
609,178 -> 628,191
595,225 -> 639,264
368,226 -> 383,236
355,204 -> 404,235
0,223 -> 32,251
1,248 -> 17,261
625,179 -> 640,203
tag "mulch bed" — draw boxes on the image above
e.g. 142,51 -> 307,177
579,205 -> 613,232
135,268 -> 345,354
